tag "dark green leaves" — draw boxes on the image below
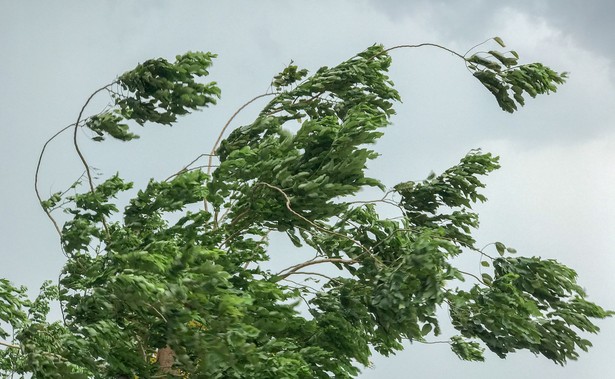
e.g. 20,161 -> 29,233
85,112 -> 138,142
117,51 -> 221,125
447,257 -> 613,365
9,41 -> 611,378
272,62 -> 309,89
465,38 -> 567,112
395,150 -> 500,249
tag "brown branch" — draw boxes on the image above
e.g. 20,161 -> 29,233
0,340 -> 19,349
255,182 -> 372,255
72,83 -> 115,193
276,258 -> 356,280
35,123 -> 75,239
457,269 -> 486,285
382,43 -> 466,60
280,270 -> 336,281
164,153 -> 217,182
204,92 -> 276,212
72,83 -> 115,238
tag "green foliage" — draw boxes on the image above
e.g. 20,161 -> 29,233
465,38 -> 568,112
2,39 -> 610,378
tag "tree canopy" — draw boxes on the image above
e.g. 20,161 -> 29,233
0,38 -> 611,378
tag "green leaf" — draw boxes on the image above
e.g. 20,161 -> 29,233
495,242 -> 506,256
494,36 -> 506,48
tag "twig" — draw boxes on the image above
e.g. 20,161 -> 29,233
255,182 -> 378,263
35,123 -> 75,238
457,269 -> 485,285
280,271 -> 335,281
276,258 -> 356,280
72,83 -> 115,238
164,153 -> 217,182
72,83 -> 115,193
0,340 -> 19,349
382,43 -> 466,60
204,92 -> 276,211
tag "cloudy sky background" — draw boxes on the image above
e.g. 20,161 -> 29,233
1,1 -> 613,377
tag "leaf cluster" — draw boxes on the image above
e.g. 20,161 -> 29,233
466,38 -> 568,113
2,41 -> 611,378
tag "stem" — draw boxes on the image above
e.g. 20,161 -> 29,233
382,43 -> 466,60
276,258 -> 356,280
72,83 -> 115,237
458,269 -> 485,285
255,182 -> 380,264
204,92 -> 276,212
35,123 -> 75,239
0,340 -> 19,349
72,83 -> 114,193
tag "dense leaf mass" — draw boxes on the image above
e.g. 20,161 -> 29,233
1,40 -> 610,378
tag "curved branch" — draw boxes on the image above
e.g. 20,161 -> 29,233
35,123 -> 75,238
383,43 -> 466,60
255,182 -> 381,264
72,83 -> 115,193
281,271 -> 335,281
71,82 -> 115,237
276,258 -> 356,280
204,92 -> 277,214
206,92 -> 277,176
164,153 -> 217,182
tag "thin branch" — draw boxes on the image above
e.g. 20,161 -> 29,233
463,37 -> 496,58
206,92 -> 276,176
457,269 -> 485,285
0,340 -> 19,349
382,43 -> 466,60
164,153 -> 217,182
276,258 -> 356,280
72,83 -> 115,193
281,271 -> 336,281
205,92 -> 276,212
35,123 -> 75,238
255,182 -> 379,264
415,339 -> 451,345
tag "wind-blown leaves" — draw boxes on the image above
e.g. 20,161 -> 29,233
1,42 -> 610,378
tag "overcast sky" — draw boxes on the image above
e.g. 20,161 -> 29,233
1,1 -> 613,378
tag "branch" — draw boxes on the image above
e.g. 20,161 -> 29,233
72,83 -> 115,194
457,269 -> 486,285
205,92 -> 277,212
164,153 -> 217,182
281,271 -> 335,281
206,92 -> 276,175
71,82 -> 116,238
0,340 -> 19,349
35,123 -> 75,238
255,182 -> 379,264
276,258 -> 356,280
381,43 -> 466,60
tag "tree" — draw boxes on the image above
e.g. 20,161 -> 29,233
0,38 -> 611,378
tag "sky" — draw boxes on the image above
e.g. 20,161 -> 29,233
1,1 -> 614,378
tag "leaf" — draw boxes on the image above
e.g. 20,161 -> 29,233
494,36 -> 506,48
495,242 -> 506,256
481,261 -> 490,267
